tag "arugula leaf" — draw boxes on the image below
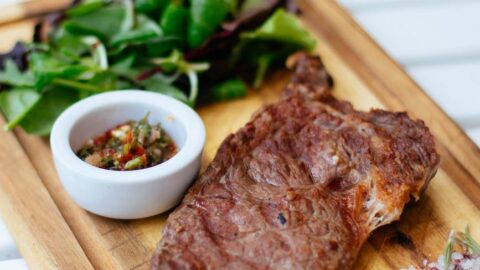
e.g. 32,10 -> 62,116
0,89 -> 40,130
19,88 -> 79,135
0,59 -> 34,87
240,9 -> 316,50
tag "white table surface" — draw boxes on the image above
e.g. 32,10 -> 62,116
0,0 -> 479,269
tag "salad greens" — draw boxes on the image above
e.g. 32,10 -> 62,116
0,0 -> 315,135
188,0 -> 229,48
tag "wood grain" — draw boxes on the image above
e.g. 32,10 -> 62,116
0,118 -> 93,270
0,0 -> 70,25
0,19 -> 36,52
0,0 -> 479,269
14,131 -> 123,270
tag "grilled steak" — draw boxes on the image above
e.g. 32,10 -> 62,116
151,52 -> 440,270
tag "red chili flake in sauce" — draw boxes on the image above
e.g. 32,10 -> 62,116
76,113 -> 177,171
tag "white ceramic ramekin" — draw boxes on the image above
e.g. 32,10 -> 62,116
50,90 -> 205,219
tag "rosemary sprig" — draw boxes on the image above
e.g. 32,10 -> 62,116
443,230 -> 455,270
458,226 -> 480,254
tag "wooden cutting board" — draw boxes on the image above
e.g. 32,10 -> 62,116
0,1 -> 479,269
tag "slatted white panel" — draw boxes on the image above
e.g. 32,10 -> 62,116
467,127 -> 480,147
339,0 -> 480,148
346,1 -> 480,65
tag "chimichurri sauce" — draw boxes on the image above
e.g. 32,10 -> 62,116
77,113 -> 176,171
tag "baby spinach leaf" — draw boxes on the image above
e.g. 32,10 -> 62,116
0,89 -> 40,130
0,59 -> 35,87
19,88 -> 79,135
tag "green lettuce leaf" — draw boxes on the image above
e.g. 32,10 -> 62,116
0,59 -> 34,87
0,89 -> 40,130
240,9 -> 316,50
111,15 -> 163,47
19,88 -> 79,135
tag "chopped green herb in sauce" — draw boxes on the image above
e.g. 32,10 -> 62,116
77,113 -> 176,171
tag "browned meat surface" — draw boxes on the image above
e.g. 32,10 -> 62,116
151,52 -> 440,270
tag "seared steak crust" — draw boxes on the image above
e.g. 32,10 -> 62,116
151,53 -> 440,270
